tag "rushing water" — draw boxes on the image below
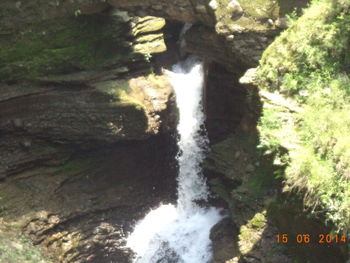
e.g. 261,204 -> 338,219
126,57 -> 222,263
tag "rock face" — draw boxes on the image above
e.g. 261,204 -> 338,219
210,218 -> 239,263
0,84 -> 147,143
0,0 -> 315,262
108,0 -> 203,24
0,5 -> 176,262
0,10 -> 166,82
0,1 -> 175,261
183,24 -> 276,72
0,76 -> 173,176
0,3 -> 173,176
0,0 -> 309,73
0,135 -> 178,263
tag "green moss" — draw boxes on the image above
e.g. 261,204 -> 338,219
57,156 -> 102,177
239,211 -> 267,254
0,14 -> 135,82
249,212 -> 266,229
247,166 -> 276,196
93,79 -> 146,111
234,155 -> 283,210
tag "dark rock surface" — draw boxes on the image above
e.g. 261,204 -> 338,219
0,85 -> 148,143
0,135 -> 178,263
210,218 -> 239,263
0,74 -> 174,178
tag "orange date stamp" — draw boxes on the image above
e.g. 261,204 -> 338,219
275,234 -> 349,244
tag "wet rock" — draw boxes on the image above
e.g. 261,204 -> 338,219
0,0 -> 109,30
210,218 -> 239,263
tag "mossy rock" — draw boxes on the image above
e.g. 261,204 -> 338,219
238,211 -> 267,255
0,13 -> 136,82
212,0 -> 309,35
0,12 -> 166,83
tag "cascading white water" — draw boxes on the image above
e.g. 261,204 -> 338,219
126,57 -> 222,263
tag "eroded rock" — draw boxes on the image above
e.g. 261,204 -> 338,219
0,10 -> 166,82
1,136 -> 177,263
210,218 -> 239,263
0,71 -> 174,177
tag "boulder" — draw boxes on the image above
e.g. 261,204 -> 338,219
210,218 -> 239,263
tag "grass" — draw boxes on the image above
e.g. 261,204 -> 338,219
257,0 -> 350,232
0,231 -> 50,263
0,203 -> 50,263
238,211 -> 267,254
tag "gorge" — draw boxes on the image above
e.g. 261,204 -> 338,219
0,0 -> 349,263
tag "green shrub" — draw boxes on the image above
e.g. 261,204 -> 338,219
257,0 -> 350,232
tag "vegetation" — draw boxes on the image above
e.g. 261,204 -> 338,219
257,0 -> 350,232
238,211 -> 267,254
0,225 -> 51,263
0,239 -> 48,263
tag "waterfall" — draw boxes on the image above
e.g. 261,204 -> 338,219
126,57 -> 222,263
